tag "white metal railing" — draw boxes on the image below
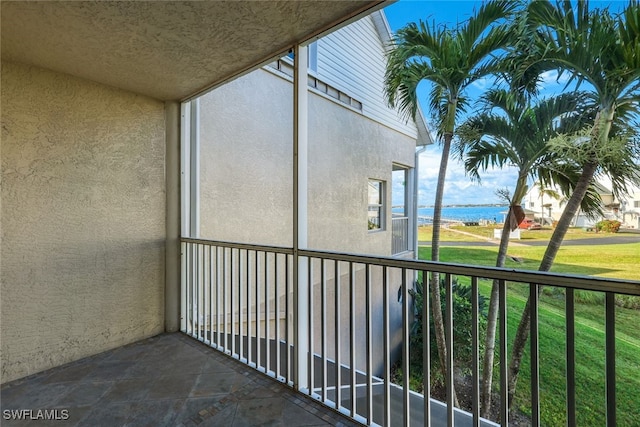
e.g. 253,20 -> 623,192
181,237 -> 640,427
392,216 -> 410,254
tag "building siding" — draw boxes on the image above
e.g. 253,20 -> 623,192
317,14 -> 420,142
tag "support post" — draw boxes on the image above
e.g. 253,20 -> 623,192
293,44 -> 309,392
165,101 -> 181,332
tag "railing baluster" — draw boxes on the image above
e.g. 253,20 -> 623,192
275,253 -> 281,379
383,266 -> 390,427
472,276 -> 479,427
285,254 -> 290,384
223,248 -> 228,352
238,249 -> 243,361
402,268 -> 410,427
265,251 -> 270,373
499,278 -> 508,426
247,250 -> 252,365
321,259 -> 327,400
231,248 -> 235,356
308,257 -> 314,395
216,246 -> 221,347
186,242 -> 191,335
180,242 -> 186,333
365,263 -> 372,424
195,244 -> 200,340
200,244 -> 204,342
204,245 -> 210,345
445,273 -> 454,427
605,291 -> 616,427
335,260 -> 342,410
423,270 -> 431,427
530,283 -> 540,427
256,251 -> 261,370
349,261 -> 356,418
566,287 -> 576,427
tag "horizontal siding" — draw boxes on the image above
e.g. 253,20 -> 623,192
317,14 -> 419,140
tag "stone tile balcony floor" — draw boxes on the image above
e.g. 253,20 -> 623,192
1,333 -> 359,427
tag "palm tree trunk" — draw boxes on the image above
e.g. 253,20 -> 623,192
506,160 -> 598,408
430,131 -> 459,407
481,174 -> 528,417
480,210 -> 513,417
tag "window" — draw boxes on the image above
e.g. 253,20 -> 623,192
635,201 -> 640,208
368,180 -> 385,231
392,168 -> 407,217
530,202 -> 535,208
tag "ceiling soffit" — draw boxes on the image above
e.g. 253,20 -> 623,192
1,1 -> 383,101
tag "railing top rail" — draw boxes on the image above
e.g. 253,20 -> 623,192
299,248 -> 640,296
181,237 -> 294,255
181,237 -> 640,296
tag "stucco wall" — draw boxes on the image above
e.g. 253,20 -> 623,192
198,67 -> 415,255
199,68 -> 293,247
1,62 -> 166,383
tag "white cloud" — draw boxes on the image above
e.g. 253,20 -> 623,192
538,70 -> 571,91
416,145 -> 519,206
470,77 -> 490,91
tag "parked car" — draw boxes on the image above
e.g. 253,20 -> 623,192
519,218 -> 542,230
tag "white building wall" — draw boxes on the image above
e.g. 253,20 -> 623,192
198,67 -> 415,255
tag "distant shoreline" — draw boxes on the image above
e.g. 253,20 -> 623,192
418,203 -> 509,208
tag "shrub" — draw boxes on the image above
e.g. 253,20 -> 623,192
595,220 -> 621,233
408,276 -> 487,385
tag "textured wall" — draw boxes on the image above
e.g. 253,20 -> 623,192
198,68 -> 415,254
307,90 -> 415,255
1,62 -> 166,383
199,69 -> 294,247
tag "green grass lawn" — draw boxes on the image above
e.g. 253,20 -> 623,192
417,244 -> 640,425
418,225 -> 626,243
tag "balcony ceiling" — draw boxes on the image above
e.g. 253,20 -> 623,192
1,0 -> 383,101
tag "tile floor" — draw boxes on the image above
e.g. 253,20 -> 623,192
1,333 -> 359,427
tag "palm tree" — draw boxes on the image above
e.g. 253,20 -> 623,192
384,0 -> 518,404
458,88 -> 596,417
507,0 -> 640,408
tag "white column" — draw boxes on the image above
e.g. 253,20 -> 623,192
180,99 -> 201,238
189,98 -> 200,238
293,43 -> 309,392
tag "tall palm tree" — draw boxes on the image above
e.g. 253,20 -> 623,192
384,0 -> 518,404
507,0 -> 640,408
458,88 -> 598,417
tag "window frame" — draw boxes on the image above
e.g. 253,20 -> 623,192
368,179 -> 385,232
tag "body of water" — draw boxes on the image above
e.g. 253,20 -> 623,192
415,205 -> 508,225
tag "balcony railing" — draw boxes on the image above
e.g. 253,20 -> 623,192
181,237 -> 640,426
392,216 -> 410,254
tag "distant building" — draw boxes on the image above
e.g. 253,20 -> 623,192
523,179 -> 640,229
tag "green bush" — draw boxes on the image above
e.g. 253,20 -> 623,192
595,219 -> 621,233
407,276 -> 488,387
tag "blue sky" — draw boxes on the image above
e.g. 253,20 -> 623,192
383,0 -> 627,206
